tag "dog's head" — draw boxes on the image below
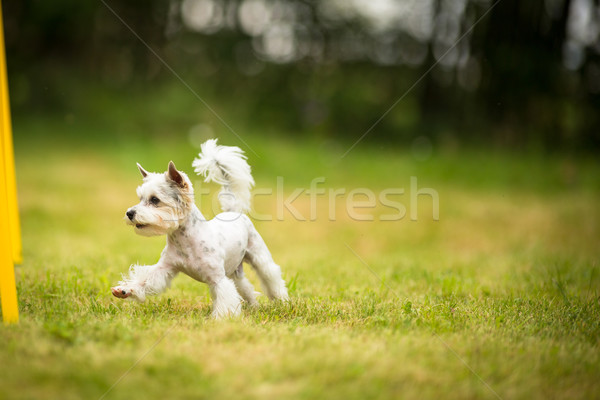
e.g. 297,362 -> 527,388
125,161 -> 194,237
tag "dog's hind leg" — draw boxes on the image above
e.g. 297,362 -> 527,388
244,228 -> 289,301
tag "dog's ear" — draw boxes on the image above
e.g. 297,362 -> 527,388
137,163 -> 149,178
167,161 -> 186,188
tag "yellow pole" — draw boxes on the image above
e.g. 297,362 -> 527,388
0,0 -> 19,324
0,136 -> 18,324
0,0 -> 21,265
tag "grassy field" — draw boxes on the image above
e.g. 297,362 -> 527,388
1,115 -> 599,400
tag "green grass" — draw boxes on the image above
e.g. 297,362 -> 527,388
2,114 -> 599,400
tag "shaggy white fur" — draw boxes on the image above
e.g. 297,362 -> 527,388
112,139 -> 288,319
192,139 -> 255,213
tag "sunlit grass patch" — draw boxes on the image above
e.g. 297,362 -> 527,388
2,122 -> 599,400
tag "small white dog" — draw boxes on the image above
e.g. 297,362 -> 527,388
111,139 -> 289,318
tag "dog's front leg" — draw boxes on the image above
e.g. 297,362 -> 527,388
111,262 -> 177,302
209,277 -> 243,319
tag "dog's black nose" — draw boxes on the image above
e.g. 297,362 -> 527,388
126,210 -> 136,220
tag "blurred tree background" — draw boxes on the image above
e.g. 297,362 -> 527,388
3,0 -> 600,151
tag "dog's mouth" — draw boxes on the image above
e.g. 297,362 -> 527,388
135,224 -> 147,229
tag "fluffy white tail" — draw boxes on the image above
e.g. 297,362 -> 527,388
192,139 -> 255,213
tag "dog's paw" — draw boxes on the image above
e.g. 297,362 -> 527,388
111,286 -> 133,299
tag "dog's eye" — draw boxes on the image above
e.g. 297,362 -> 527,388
150,196 -> 160,205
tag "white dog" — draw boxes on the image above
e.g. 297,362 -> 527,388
111,139 -> 289,318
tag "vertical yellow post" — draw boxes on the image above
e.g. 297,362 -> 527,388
0,0 -> 19,324
0,135 -> 18,324
0,0 -> 21,264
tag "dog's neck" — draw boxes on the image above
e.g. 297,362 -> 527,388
167,204 -> 205,244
